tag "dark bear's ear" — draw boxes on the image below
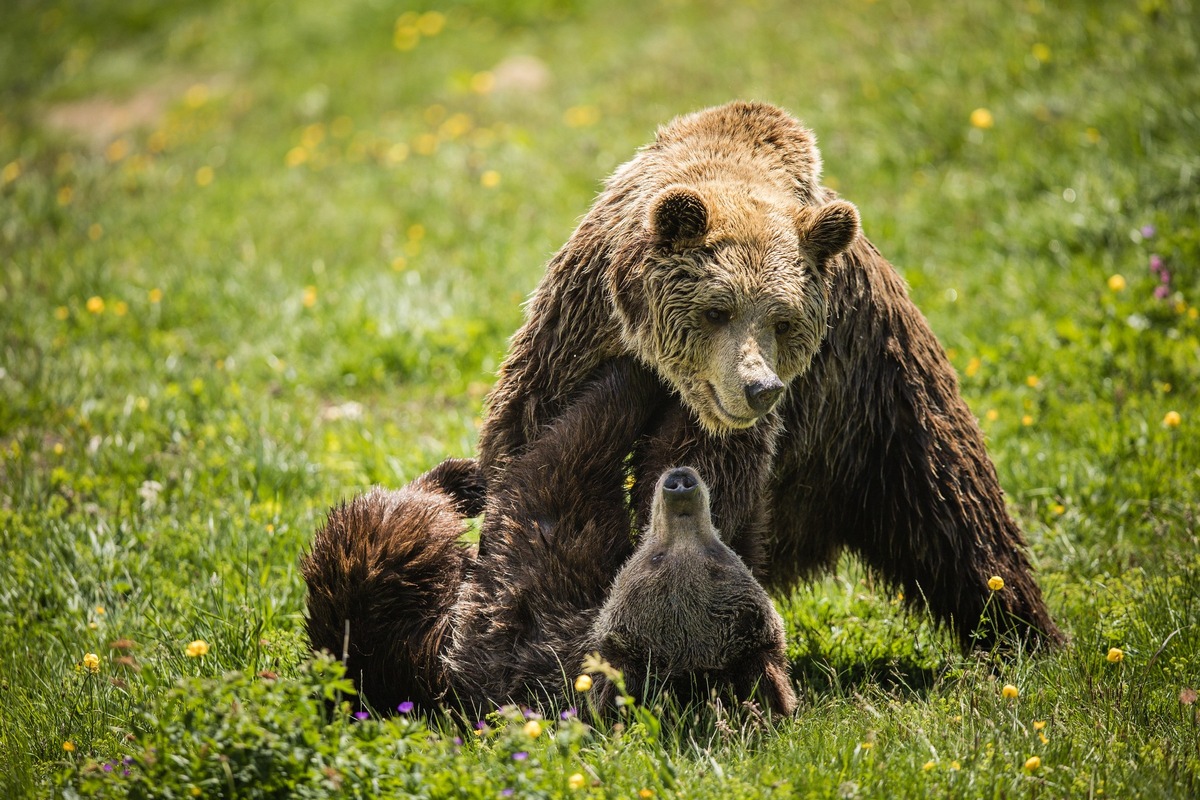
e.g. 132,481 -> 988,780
796,200 -> 860,271
648,186 -> 709,247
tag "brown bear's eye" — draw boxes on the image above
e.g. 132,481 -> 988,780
775,321 -> 791,336
704,308 -> 730,325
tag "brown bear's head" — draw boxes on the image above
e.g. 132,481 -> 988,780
612,184 -> 859,434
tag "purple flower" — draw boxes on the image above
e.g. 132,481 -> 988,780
512,751 -> 529,761
103,763 -> 113,773
1160,270 -> 1171,284
354,711 -> 370,721
1141,224 -> 1156,239
123,756 -> 134,765
560,707 -> 578,720
522,708 -> 539,719
397,701 -> 415,714
1155,285 -> 1170,299
501,790 -> 515,797
475,720 -> 487,730
1150,254 -> 1164,273
452,736 -> 463,746
122,769 -> 130,777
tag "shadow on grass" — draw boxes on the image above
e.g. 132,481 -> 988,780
790,654 -> 943,698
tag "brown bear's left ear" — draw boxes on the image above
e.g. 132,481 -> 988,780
796,200 -> 860,271
647,185 -> 709,247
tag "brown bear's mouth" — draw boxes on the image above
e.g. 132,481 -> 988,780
702,382 -> 760,429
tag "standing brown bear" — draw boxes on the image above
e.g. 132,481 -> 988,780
479,101 -> 1063,650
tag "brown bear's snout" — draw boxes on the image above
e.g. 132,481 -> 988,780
744,375 -> 784,414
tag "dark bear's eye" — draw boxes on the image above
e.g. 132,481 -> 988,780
704,308 -> 730,325
650,552 -> 665,565
775,321 -> 791,336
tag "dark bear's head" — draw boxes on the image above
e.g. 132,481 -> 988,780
612,184 -> 859,434
591,465 -> 796,714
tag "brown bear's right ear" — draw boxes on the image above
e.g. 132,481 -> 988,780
796,200 -> 860,271
647,185 -> 709,247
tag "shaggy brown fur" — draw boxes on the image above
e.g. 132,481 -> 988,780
593,466 -> 796,716
305,359 -> 672,713
478,101 -> 1064,650
302,457 -> 480,712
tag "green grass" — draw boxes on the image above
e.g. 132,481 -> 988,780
2,0 -> 1198,796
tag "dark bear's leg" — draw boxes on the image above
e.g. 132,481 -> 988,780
445,358 -> 668,710
770,237 -> 1064,650
420,456 -> 486,517
302,473 -> 472,713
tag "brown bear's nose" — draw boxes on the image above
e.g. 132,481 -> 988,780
745,377 -> 784,414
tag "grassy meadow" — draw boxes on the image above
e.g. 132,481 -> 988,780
1,0 -> 1198,796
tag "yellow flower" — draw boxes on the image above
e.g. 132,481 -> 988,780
639,790 -> 654,799
54,306 -> 70,321
82,653 -> 100,673
1051,503 -> 1065,515
470,71 -> 495,94
1106,647 -> 1124,663
988,575 -> 1005,591
949,760 -> 961,771
568,773 -> 586,790
94,605 -> 105,615
965,356 -> 981,377
185,639 -> 209,658
523,719 -> 542,738
195,166 -> 214,187
1039,733 -> 1049,744
481,170 -> 501,188
574,674 -> 593,693
303,286 -> 318,308
149,288 -> 164,303
1107,273 -> 1126,292
1163,410 -> 1181,428
985,408 -> 999,422
2,160 -> 20,183
922,760 -> 936,771
970,108 -> 994,129
564,105 -> 601,128
1031,43 -> 1051,63
417,11 -> 445,36
1021,414 -> 1034,427
1024,755 -> 1041,771
285,146 -> 308,168
1002,683 -> 1019,699
86,296 -> 105,314
184,84 -> 210,108
1033,720 -> 1046,731
63,741 -> 76,752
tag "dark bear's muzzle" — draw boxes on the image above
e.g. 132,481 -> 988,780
658,466 -> 706,516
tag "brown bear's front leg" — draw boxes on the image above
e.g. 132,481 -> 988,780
769,236 -> 1065,651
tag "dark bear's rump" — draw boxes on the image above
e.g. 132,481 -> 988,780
301,470 -> 474,713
